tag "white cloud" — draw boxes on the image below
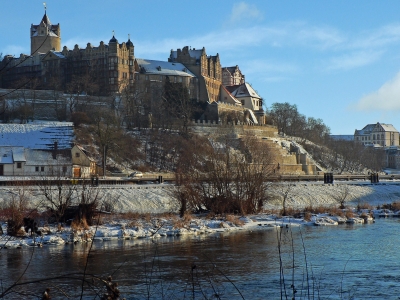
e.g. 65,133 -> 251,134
349,23 -> 400,50
353,72 -> 400,111
134,22 -> 344,59
228,2 -> 263,24
326,50 -> 384,71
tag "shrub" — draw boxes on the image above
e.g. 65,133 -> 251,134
345,210 -> 354,219
225,215 -> 244,226
304,212 -> 313,222
71,217 -> 89,231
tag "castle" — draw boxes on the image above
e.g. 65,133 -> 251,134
0,9 -> 266,125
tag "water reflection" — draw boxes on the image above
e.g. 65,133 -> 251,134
0,220 -> 400,299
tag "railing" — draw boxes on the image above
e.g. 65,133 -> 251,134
0,173 -> 397,186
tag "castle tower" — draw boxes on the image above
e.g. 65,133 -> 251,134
30,5 -> 61,55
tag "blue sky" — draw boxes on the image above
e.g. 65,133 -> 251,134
2,1 -> 400,134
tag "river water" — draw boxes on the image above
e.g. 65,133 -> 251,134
1,218 -> 400,299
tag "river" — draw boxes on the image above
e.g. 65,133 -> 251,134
1,218 -> 399,299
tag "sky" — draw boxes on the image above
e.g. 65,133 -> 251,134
2,1 -> 400,134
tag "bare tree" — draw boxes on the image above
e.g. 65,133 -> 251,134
333,185 -> 350,209
176,128 -> 277,214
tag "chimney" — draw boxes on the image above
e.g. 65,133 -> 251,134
52,141 -> 58,159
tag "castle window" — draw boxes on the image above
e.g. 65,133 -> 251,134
17,163 -> 21,169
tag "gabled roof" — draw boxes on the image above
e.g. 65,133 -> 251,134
0,148 -> 15,164
355,123 -> 399,135
223,66 -> 239,74
379,123 -> 398,132
0,122 -> 74,150
220,85 -> 242,105
24,149 -> 70,166
74,145 -> 96,162
226,83 -> 262,99
136,59 -> 196,77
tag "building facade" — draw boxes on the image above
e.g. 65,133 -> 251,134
1,11 -> 135,95
168,46 -> 222,103
30,11 -> 61,55
222,66 -> 245,86
354,122 -> 399,147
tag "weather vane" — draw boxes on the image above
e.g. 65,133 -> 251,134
43,2 -> 47,12
112,30 -> 115,37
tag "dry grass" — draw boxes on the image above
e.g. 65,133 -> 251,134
143,213 -> 151,223
329,207 -> 345,217
357,202 -> 373,210
205,212 -> 216,220
345,210 -> 354,219
304,212 -> 313,222
121,211 -> 141,220
172,212 -> 192,229
71,217 -> 90,231
225,215 -> 244,226
391,202 -> 400,211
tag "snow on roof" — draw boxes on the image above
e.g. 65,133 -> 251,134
0,148 -> 15,164
136,59 -> 196,77
48,50 -> 65,59
12,147 -> 26,162
24,149 -> 70,166
226,83 -> 261,99
355,123 -> 399,135
380,124 -> 398,132
0,122 -> 74,150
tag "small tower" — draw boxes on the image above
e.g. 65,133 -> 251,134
30,3 -> 61,55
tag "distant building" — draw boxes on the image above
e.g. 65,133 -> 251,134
71,145 -> 96,178
30,10 -> 61,55
222,66 -> 245,86
354,122 -> 399,147
168,46 -> 222,103
1,10 -> 135,94
1,10 -> 267,126
0,122 -> 74,176
135,58 -> 198,99
330,135 -> 354,141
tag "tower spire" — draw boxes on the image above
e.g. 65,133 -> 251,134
43,2 -> 47,14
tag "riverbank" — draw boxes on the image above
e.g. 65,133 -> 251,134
1,181 -> 400,214
0,181 -> 399,249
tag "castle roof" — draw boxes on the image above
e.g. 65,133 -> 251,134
136,59 -> 196,77
41,12 -> 51,25
109,35 -> 118,43
126,39 -> 133,47
355,122 -> 399,135
226,83 -> 261,99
